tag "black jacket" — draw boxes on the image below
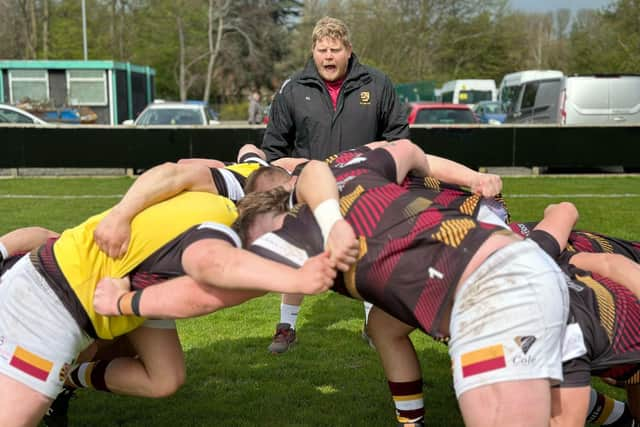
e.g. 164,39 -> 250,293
261,54 -> 409,161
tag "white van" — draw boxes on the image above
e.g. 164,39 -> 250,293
497,70 -> 563,114
506,74 -> 640,125
561,75 -> 640,125
439,79 -> 497,107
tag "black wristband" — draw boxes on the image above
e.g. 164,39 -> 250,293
131,289 -> 143,317
116,293 -> 126,315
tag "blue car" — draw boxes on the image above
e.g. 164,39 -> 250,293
472,101 -> 506,124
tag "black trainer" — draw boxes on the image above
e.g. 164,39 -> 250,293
43,386 -> 75,427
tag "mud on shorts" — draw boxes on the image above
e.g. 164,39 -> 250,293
0,255 -> 93,399
449,239 -> 569,398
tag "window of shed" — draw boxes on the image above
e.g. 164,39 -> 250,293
67,70 -> 107,105
9,70 -> 49,104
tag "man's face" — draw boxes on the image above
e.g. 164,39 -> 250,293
312,37 -> 352,82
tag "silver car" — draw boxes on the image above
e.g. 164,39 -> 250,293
0,104 -> 48,125
123,101 -> 220,126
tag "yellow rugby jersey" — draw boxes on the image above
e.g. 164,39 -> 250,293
53,191 -> 237,339
224,161 -> 262,178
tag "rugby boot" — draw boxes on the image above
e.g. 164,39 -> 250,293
43,386 -> 75,427
268,322 -> 296,354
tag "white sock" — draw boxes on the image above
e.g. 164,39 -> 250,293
0,242 -> 8,260
280,303 -> 299,329
363,301 -> 373,326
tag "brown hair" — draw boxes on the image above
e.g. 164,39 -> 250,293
311,16 -> 351,49
244,166 -> 291,194
233,186 -> 290,246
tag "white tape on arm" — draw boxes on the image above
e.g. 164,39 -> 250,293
313,199 -> 342,246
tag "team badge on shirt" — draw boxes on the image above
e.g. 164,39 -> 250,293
360,91 -> 371,105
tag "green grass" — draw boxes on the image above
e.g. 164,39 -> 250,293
1,175 -> 638,426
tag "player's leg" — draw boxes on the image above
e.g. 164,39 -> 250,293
97,324 -> 184,397
0,256 -> 91,427
459,379 -> 552,427
0,373 -> 53,427
368,306 -> 425,426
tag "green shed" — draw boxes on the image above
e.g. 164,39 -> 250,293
0,60 -> 155,125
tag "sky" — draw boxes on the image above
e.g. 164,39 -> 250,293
509,0 -> 613,13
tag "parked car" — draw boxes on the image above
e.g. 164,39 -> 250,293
184,100 -> 220,122
406,102 -> 478,125
0,104 -> 48,124
472,101 -> 506,124
123,101 -> 220,126
505,74 -> 640,125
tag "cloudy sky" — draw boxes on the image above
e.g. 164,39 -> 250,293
510,0 -> 614,13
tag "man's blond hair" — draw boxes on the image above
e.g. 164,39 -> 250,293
311,16 -> 351,49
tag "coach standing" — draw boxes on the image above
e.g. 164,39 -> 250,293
260,16 -> 410,355
261,16 -> 409,161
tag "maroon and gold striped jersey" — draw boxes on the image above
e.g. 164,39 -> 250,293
561,264 -> 640,387
250,148 -> 507,338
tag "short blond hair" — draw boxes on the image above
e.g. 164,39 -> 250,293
311,16 -> 351,49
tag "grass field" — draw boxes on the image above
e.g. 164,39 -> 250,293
1,175 -> 639,426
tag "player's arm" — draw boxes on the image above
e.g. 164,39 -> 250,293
182,238 -> 336,294
236,144 -> 266,163
295,160 -> 359,272
94,162 -> 217,258
528,202 -> 579,257
270,157 -> 308,173
370,139 -> 502,196
424,154 -> 502,197
0,226 -> 59,258
177,158 -> 226,168
94,275 -> 264,319
570,252 -> 640,300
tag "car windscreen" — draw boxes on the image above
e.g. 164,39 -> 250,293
0,109 -> 35,124
137,108 -> 203,125
458,90 -> 493,104
415,108 -> 475,124
483,103 -> 504,114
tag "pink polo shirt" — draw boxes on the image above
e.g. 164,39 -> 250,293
325,78 -> 345,110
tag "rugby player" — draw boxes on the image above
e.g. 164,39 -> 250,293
236,141 -> 569,427
0,190 -> 336,426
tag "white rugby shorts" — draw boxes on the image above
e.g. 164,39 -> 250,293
449,239 -> 569,398
0,255 -> 92,398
